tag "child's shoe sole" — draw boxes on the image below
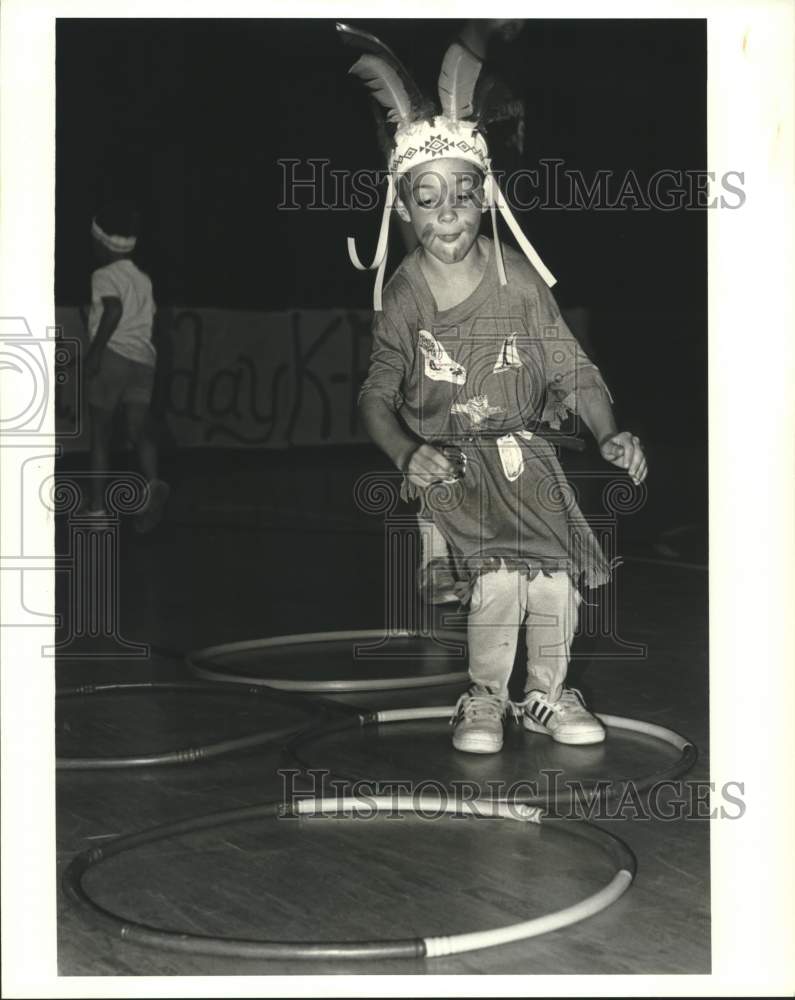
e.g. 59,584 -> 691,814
452,731 -> 504,754
523,715 -> 606,745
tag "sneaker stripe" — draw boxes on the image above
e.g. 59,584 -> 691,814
527,704 -> 555,726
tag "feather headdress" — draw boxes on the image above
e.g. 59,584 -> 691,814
337,23 -> 556,309
437,41 -> 482,122
348,56 -> 418,127
337,21 -> 429,122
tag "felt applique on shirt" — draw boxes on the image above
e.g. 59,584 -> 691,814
492,333 -> 523,373
418,330 -> 466,385
493,431 -> 536,482
496,433 -> 525,481
451,394 -> 505,428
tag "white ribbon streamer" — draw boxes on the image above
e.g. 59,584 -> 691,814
490,176 -> 557,288
347,175 -> 396,311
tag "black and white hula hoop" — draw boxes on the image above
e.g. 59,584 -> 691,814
56,680 -> 340,770
63,795 -> 636,960
186,629 -> 469,693
286,706 -> 698,805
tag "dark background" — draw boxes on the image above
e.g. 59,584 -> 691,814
55,18 -> 707,464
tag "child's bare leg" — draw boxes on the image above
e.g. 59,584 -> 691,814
88,405 -> 113,511
125,403 -> 157,482
523,570 -> 580,702
126,402 -> 169,533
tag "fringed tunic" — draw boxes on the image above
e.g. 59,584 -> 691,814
359,238 -> 614,594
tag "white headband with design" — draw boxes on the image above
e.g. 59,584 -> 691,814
338,23 -> 556,310
91,218 -> 137,253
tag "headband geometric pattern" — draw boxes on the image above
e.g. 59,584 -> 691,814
337,22 -> 556,310
389,120 -> 490,175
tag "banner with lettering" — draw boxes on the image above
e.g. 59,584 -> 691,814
54,305 -> 589,451
55,307 -> 375,450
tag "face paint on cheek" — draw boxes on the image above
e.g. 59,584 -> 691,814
420,222 -> 436,245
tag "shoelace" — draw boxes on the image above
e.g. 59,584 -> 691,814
450,690 -> 507,726
556,688 -> 587,714
451,688 -> 589,727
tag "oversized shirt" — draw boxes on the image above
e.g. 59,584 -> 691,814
359,237 -> 613,589
89,259 -> 156,367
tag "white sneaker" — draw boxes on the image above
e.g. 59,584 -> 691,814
451,687 -> 508,754
521,688 -> 606,745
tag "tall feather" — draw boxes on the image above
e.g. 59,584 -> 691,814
438,42 -> 483,122
348,55 -> 415,127
337,23 -> 427,121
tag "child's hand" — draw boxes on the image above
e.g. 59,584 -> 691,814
600,432 -> 647,485
406,444 -> 456,488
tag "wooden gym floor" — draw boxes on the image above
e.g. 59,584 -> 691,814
54,444 -> 709,976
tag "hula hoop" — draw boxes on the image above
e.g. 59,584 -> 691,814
285,706 -> 698,807
62,795 -> 636,960
56,681 -> 341,771
186,629 -> 469,693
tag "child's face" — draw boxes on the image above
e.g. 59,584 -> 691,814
396,158 -> 486,265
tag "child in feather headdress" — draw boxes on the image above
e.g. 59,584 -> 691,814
339,23 -> 648,753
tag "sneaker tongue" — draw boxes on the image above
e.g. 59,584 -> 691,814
558,689 -> 586,713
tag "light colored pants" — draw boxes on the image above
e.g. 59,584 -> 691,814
467,567 -> 580,703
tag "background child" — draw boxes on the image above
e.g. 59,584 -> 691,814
343,28 -> 647,754
84,201 -> 168,532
